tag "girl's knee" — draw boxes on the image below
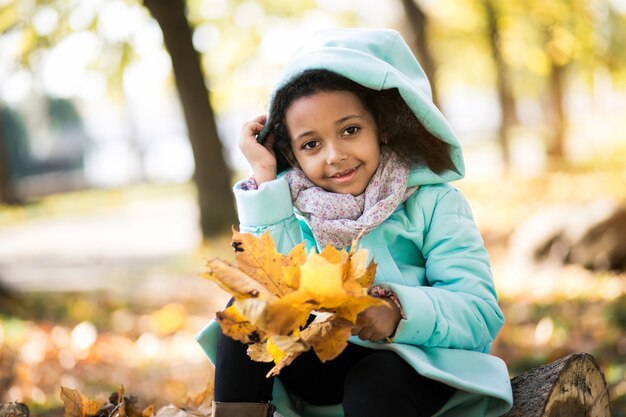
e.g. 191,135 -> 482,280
343,351 -> 454,417
344,351 -> 410,399
348,351 -> 406,382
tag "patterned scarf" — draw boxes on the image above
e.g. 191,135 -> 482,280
285,149 -> 418,249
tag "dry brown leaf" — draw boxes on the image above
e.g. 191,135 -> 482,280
270,334 -> 308,356
262,299 -> 311,336
215,306 -> 267,344
116,387 -> 127,417
142,405 -> 155,417
202,259 -> 273,300
172,380 -> 213,411
347,249 -> 377,288
302,315 -> 353,362
247,343 -> 273,362
154,404 -> 208,417
266,352 -> 300,378
60,387 -> 103,417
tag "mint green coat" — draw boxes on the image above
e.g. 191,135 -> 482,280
197,28 -> 513,417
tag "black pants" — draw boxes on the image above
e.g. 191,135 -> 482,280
214,327 -> 456,417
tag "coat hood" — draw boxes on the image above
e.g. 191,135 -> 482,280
265,28 -> 465,185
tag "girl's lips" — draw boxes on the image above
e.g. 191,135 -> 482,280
329,165 -> 360,182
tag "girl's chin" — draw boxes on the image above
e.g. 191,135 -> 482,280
325,183 -> 367,196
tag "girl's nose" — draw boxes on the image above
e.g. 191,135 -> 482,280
325,142 -> 347,164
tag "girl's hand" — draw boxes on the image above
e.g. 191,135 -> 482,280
239,114 -> 277,185
351,298 -> 402,343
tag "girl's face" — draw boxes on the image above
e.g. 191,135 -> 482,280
285,90 -> 381,196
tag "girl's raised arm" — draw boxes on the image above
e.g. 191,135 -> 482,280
239,114 -> 277,186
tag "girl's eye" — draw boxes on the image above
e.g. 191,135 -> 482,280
343,126 -> 360,136
301,140 -> 319,150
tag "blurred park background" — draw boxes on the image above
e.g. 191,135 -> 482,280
0,0 -> 625,415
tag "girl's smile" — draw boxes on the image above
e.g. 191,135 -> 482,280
328,164 -> 361,182
286,90 -> 381,196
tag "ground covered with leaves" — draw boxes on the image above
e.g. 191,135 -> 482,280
1,161 -> 625,416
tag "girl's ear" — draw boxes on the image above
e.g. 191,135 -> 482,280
378,128 -> 389,145
287,153 -> 300,168
283,145 -> 299,167
276,146 -> 299,171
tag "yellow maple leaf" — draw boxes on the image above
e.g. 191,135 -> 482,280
268,251 -> 386,325
232,229 -> 306,296
299,252 -> 347,300
203,231 -> 383,376
60,387 -> 103,417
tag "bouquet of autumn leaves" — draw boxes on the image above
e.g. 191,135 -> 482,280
202,230 -> 387,377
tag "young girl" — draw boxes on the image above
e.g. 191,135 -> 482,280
197,28 -> 513,417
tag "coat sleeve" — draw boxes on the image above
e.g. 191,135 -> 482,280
233,177 -> 315,254
383,186 -> 504,353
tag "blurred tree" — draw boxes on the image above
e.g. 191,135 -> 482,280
428,0 -> 617,167
1,0 -> 237,236
0,107 -> 29,205
400,0 -> 440,107
607,5 -> 626,78
482,0 -> 516,166
143,0 -> 236,237
527,0 -> 596,162
0,112 -> 14,204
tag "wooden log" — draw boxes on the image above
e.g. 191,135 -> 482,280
503,352 -> 611,417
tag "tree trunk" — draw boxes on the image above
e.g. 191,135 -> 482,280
400,0 -> 440,107
0,112 -> 9,204
547,62 -> 566,161
504,352 -> 611,417
483,0 -> 516,167
143,0 -> 236,237
0,109 -> 17,205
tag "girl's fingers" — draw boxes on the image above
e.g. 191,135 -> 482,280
358,328 -> 374,341
241,121 -> 265,138
240,114 -> 267,134
369,333 -> 385,343
247,115 -> 268,135
251,113 -> 267,124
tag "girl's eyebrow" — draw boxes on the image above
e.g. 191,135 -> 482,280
335,114 -> 362,125
292,115 -> 363,141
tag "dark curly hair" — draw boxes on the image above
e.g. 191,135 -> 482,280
266,69 -> 453,174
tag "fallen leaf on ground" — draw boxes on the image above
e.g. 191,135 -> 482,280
60,387 -> 103,417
